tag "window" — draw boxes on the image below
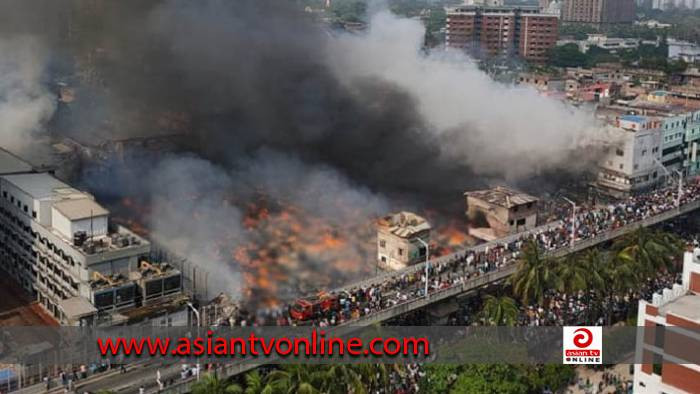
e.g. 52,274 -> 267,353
616,148 -> 624,156
398,248 -> 403,256
652,353 -> 663,375
634,164 -> 639,170
379,240 -> 386,248
641,149 -> 647,156
619,164 -> 624,170
32,211 -> 36,219
516,218 -> 526,226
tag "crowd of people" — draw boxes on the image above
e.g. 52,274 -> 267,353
229,179 -> 700,327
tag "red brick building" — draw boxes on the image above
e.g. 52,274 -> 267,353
633,248 -> 700,393
561,0 -> 636,24
446,5 -> 559,63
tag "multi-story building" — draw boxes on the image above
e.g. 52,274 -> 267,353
594,115 -> 663,197
660,111 -> 688,175
465,187 -> 539,241
0,148 -> 188,326
445,5 -> 559,63
377,212 -> 431,271
684,109 -> 700,177
561,0 -> 636,24
651,0 -> 700,9
633,248 -> 700,393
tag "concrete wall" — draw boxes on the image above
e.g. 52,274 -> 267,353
51,208 -> 108,240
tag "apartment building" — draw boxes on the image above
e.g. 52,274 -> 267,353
633,248 -> 700,393
650,0 -> 700,9
0,148 -> 188,326
561,0 -> 636,24
445,5 -> 559,62
594,115 -> 663,197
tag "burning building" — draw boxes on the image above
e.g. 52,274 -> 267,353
376,211 -> 431,271
465,186 -> 538,240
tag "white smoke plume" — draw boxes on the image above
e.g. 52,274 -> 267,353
0,36 -> 55,155
329,11 -> 602,180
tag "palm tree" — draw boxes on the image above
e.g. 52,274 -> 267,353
192,373 -> 243,394
479,294 -> 519,326
578,249 -> 608,323
599,251 -> 640,324
615,227 -> 683,276
265,365 -> 326,394
243,370 -> 273,394
509,240 -> 559,307
556,255 -> 587,296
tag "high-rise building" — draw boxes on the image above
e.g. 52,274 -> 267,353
561,0 -> 636,24
445,5 -> 559,63
0,147 -> 188,326
633,248 -> 700,393
651,0 -> 700,9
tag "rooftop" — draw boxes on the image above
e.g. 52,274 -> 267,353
658,293 -> 700,323
0,148 -> 33,175
1,173 -> 80,200
58,297 -> 98,319
620,114 -> 646,123
53,198 -> 109,220
465,186 -> 538,209
377,211 -> 431,239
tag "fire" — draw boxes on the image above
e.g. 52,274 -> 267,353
113,195 -> 474,310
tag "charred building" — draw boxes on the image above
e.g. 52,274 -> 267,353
465,186 -> 538,240
377,212 -> 431,271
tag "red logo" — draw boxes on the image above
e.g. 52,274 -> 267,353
573,328 -> 593,348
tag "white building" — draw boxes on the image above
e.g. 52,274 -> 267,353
0,148 -> 187,326
595,115 -> 663,197
633,249 -> 700,393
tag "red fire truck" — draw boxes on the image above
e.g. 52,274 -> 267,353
289,292 -> 339,321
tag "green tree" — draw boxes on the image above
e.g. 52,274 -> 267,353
450,365 -> 529,394
192,373 -> 243,394
578,249 -> 608,322
510,240 -> 559,306
615,227 -> 683,276
479,295 -> 519,326
547,44 -> 587,68
265,365 -> 327,394
243,370 -> 273,394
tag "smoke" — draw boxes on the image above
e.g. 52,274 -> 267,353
0,36 -> 56,156
82,148 -> 390,302
0,0 -> 609,303
328,10 -> 600,179
147,156 -> 246,299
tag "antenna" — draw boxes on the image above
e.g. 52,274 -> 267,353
90,209 -> 94,241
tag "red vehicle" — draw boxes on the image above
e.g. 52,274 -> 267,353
289,292 -> 339,321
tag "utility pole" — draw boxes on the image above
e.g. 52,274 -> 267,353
562,197 -> 577,249
416,238 -> 430,299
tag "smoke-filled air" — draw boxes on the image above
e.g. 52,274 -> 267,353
0,0 -> 607,307
0,36 -> 56,158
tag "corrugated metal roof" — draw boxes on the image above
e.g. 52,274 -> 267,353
465,186 -> 538,209
0,148 -> 33,175
378,211 -> 431,238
